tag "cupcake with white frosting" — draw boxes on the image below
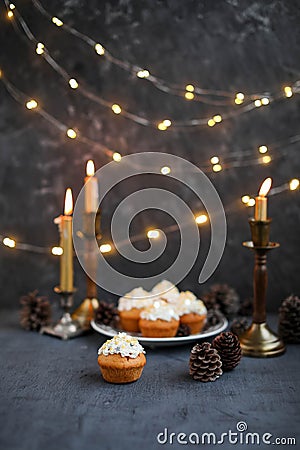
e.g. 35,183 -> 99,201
176,291 -> 207,334
97,332 -> 146,383
118,287 -> 153,332
139,300 -> 180,337
151,279 -> 180,304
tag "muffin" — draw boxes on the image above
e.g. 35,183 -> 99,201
118,287 -> 152,332
151,279 -> 180,304
139,301 -> 180,337
176,291 -> 207,334
97,333 -> 146,384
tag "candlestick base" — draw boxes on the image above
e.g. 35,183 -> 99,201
239,322 -> 285,357
72,298 -> 99,328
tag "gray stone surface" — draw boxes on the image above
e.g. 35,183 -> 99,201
0,311 -> 299,450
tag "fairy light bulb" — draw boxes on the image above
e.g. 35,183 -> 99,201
137,70 -> 150,78
262,155 -> 271,164
95,43 -> 105,55
185,84 -> 195,92
258,145 -> 268,154
7,10 -> 13,18
289,178 -> 299,191
261,97 -> 270,105
254,99 -> 262,107
99,244 -> 112,253
210,156 -> 219,165
69,78 -> 78,89
284,86 -> 293,98
36,43 -> 45,55
213,114 -> 222,123
207,119 -> 216,127
236,92 -> 244,101
147,229 -> 160,239
185,92 -> 194,100
195,214 -> 208,224
66,128 -> 77,139
112,152 -> 122,162
52,17 -> 63,26
162,119 -> 171,127
241,195 -> 250,204
112,104 -> 122,114
247,198 -> 256,207
158,122 -> 167,131
9,3 -> 15,9
51,246 -> 63,255
26,99 -> 38,110
212,164 -> 222,172
160,166 -> 171,175
3,237 -> 16,248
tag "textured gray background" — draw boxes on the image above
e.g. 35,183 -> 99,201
0,0 -> 300,310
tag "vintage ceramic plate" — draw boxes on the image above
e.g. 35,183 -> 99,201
91,317 -> 228,347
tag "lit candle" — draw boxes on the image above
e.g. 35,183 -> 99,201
59,188 -> 74,292
85,160 -> 99,213
255,177 -> 272,221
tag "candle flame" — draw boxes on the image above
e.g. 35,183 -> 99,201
86,160 -> 95,177
258,177 -> 272,197
64,188 -> 73,215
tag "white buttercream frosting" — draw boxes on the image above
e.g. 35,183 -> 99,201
176,291 -> 207,316
98,332 -> 145,358
140,301 -> 179,322
151,280 -> 180,303
118,287 -> 153,311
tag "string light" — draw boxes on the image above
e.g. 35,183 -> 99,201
185,92 -> 194,100
284,86 -> 293,98
289,178 -> 299,190
195,214 -> 208,224
66,128 -> 77,139
207,119 -> 216,127
261,155 -> 272,164
241,195 -> 250,204
234,92 -> 245,105
212,164 -> 222,172
163,119 -> 171,127
157,122 -> 167,131
3,237 -> 16,248
35,42 -> 45,55
210,156 -> 219,165
160,166 -> 171,175
185,85 -> 195,92
111,104 -> 122,114
7,10 -> 13,18
137,70 -> 150,78
9,3 -> 15,9
258,145 -> 268,154
147,229 -> 160,239
52,17 -> 63,27
247,198 -> 256,207
261,97 -> 270,105
254,99 -> 262,107
95,43 -> 105,55
213,114 -> 222,123
69,78 -> 79,89
51,246 -> 63,255
26,99 -> 38,110
99,244 -> 112,253
112,152 -> 122,162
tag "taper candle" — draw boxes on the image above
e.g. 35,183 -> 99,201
85,160 -> 99,213
60,188 -> 74,292
255,177 -> 272,221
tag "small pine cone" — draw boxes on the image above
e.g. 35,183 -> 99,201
230,317 -> 249,337
239,298 -> 253,316
212,331 -> 242,371
203,284 -> 240,319
176,324 -> 191,337
189,342 -> 223,382
94,300 -> 118,326
278,295 -> 300,344
203,308 -> 224,330
20,290 -> 51,331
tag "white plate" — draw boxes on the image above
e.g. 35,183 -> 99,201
91,317 -> 228,347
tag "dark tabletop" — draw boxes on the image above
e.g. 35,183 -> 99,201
0,311 -> 299,450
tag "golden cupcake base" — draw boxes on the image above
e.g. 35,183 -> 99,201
239,322 -> 285,357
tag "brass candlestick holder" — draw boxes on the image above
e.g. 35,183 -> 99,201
240,218 -> 285,357
71,211 -> 101,327
41,287 -> 88,340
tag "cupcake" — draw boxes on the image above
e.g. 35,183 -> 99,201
118,287 -> 152,332
176,291 -> 207,334
97,333 -> 146,384
139,300 -> 180,337
151,280 -> 180,304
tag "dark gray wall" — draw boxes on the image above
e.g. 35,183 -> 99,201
0,0 -> 299,310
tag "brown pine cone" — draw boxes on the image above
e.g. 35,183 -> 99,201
20,290 -> 51,331
278,295 -> 300,344
203,284 -> 240,319
239,298 -> 253,316
212,331 -> 242,371
189,342 -> 223,382
176,324 -> 191,337
230,317 -> 249,337
94,300 -> 118,326
203,308 -> 224,330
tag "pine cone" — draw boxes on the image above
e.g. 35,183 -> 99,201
176,324 -> 191,337
189,342 -> 223,382
212,331 -> 242,371
203,284 -> 240,319
203,308 -> 224,330
230,317 -> 249,337
239,298 -> 253,316
20,290 -> 51,331
278,295 -> 300,344
94,300 -> 118,327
